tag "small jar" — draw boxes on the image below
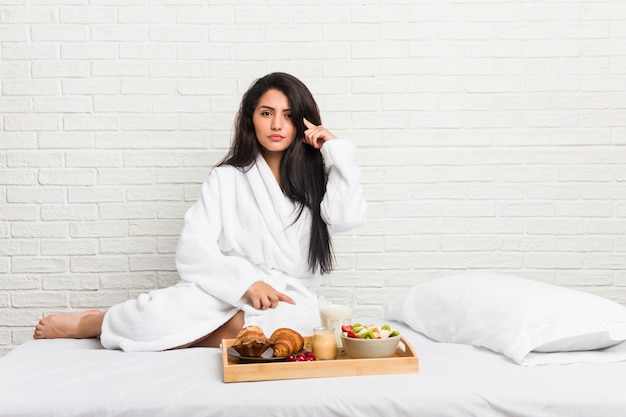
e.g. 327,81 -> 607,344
312,327 -> 337,360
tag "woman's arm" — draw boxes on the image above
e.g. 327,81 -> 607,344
302,118 -> 367,232
319,139 -> 368,233
176,169 -> 296,310
175,170 -> 259,307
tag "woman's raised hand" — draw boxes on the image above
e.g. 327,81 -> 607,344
244,281 -> 296,310
303,118 -> 336,149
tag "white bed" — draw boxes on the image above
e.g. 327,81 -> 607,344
1,318 -> 625,417
3,273 -> 626,417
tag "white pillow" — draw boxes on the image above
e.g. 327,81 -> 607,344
384,273 -> 626,365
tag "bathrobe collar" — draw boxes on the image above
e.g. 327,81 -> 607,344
247,153 -> 306,268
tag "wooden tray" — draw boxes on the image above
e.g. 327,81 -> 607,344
221,336 -> 419,383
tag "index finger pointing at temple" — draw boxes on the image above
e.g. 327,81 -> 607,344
303,117 -> 315,129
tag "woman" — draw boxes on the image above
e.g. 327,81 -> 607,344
33,72 -> 367,351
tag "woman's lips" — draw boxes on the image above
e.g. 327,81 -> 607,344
269,134 -> 284,141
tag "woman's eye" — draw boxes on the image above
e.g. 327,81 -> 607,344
261,111 -> 272,116
284,113 -> 291,119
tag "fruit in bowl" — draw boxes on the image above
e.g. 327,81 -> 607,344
340,324 -> 401,359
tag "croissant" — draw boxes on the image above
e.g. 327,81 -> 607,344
270,328 -> 304,357
231,326 -> 272,357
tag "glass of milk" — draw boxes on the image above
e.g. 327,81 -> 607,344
318,293 -> 353,349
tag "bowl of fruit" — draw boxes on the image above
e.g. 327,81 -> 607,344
340,324 -> 401,359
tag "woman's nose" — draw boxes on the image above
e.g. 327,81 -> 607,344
271,115 -> 282,130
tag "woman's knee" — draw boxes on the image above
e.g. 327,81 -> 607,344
227,311 -> 244,332
185,310 -> 244,349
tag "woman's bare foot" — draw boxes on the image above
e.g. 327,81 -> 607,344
33,310 -> 105,340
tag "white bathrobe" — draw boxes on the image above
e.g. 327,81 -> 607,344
100,139 -> 367,351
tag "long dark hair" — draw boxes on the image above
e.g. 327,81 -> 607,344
219,72 -> 333,274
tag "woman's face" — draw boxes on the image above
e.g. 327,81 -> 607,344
253,89 -> 296,159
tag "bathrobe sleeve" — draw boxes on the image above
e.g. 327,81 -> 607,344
320,139 -> 368,233
175,169 -> 258,307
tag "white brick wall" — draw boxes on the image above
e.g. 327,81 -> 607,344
2,0 -> 626,356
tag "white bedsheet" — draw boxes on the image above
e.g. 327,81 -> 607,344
1,320 -> 625,417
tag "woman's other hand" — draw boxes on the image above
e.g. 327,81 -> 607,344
244,281 -> 296,310
303,118 -> 336,149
